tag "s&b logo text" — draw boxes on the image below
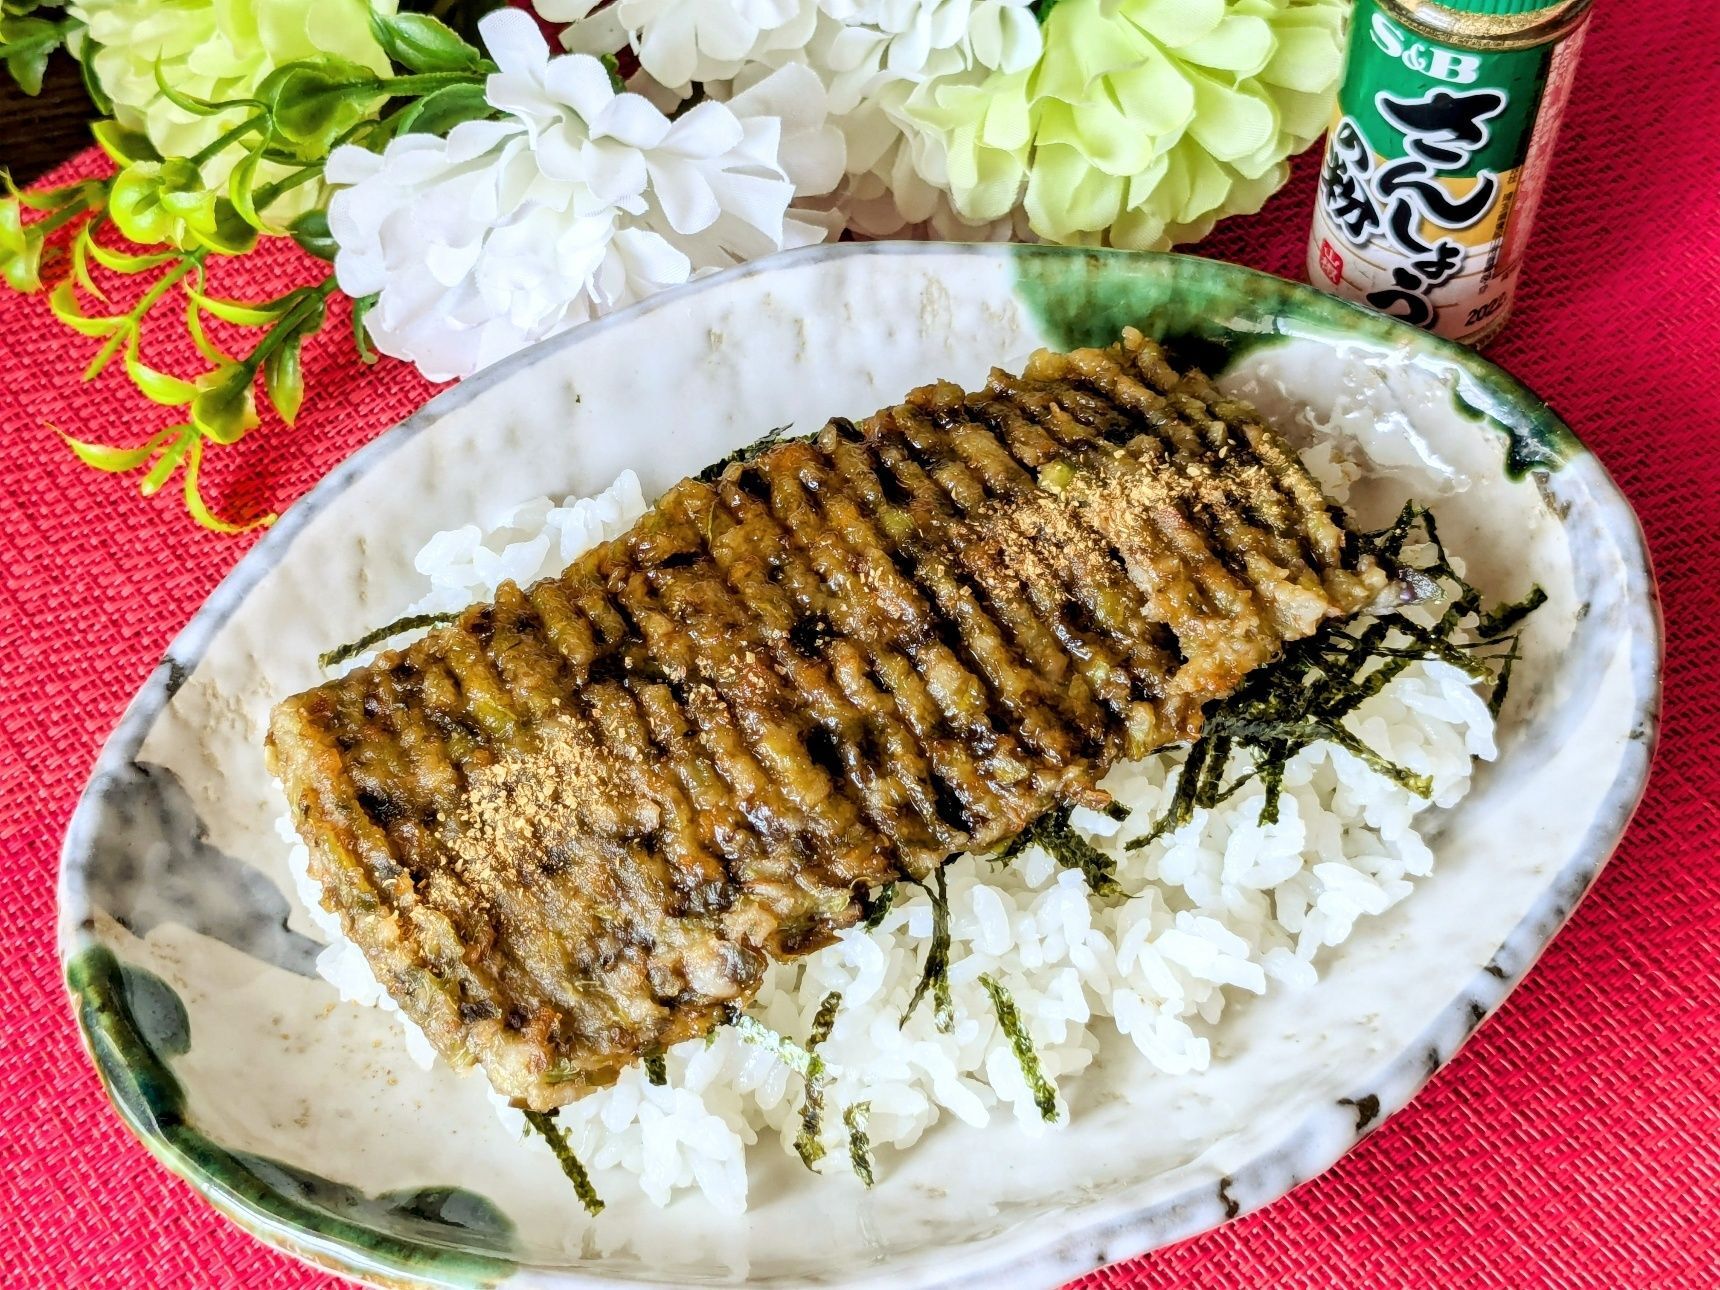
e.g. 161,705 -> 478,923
1370,13 -> 1482,84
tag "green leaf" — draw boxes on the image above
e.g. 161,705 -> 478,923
350,291 -> 379,364
152,59 -> 257,117
124,333 -> 198,405
287,208 -> 337,261
186,197 -> 258,255
189,366 -> 260,444
188,286 -> 298,327
396,81 -> 492,136
69,223 -> 106,299
183,289 -> 232,365
369,11 -> 484,75
78,35 -> 115,116
381,99 -> 421,138
3,48 -> 49,99
183,437 -> 273,532
48,278 -> 127,337
0,14 -> 72,95
262,335 -> 303,424
91,121 -> 160,168
139,423 -> 195,494
257,57 -> 382,156
2,168 -> 85,213
86,237 -> 177,274
0,199 -> 42,291
227,146 -> 264,230
60,424 -> 177,473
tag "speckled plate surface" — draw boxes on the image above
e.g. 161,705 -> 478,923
59,245 -> 1660,1289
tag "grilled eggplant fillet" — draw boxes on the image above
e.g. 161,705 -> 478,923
267,330 -> 1386,1111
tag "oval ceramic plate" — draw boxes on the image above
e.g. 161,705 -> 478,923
60,245 -> 1660,1289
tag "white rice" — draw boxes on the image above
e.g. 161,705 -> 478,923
280,450 -> 1498,1216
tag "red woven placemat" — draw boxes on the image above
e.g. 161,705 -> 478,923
3,3 -> 1717,1284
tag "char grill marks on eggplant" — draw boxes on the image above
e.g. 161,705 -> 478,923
266,329 -> 1386,1110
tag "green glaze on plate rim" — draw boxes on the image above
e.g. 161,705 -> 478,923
67,945 -> 518,1287
1011,246 -> 1579,478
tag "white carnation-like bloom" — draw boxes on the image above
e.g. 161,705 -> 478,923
812,0 -> 1039,112
537,0 -> 819,90
804,1 -> 1037,239
543,0 -> 1040,240
326,9 -> 842,381
832,80 -> 1005,238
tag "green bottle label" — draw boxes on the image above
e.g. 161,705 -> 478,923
1307,0 -> 1586,343
1340,3 -> 1550,175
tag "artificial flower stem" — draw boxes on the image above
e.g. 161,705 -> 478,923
30,187 -> 107,239
239,277 -> 336,374
129,255 -> 202,325
374,72 -> 486,97
82,253 -> 203,380
189,116 -> 266,168
251,165 -> 326,214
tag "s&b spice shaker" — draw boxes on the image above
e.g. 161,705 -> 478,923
1307,0 -> 1593,345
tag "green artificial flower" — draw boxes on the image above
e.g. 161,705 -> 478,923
70,0 -> 398,219
911,0 -> 1346,248
108,157 -> 258,252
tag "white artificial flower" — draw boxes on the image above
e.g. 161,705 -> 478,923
538,0 -> 819,90
326,9 -> 842,381
812,0 -> 1039,112
537,0 -> 1039,238
719,61 -> 850,244
832,82 -> 997,237
807,2 -> 1041,237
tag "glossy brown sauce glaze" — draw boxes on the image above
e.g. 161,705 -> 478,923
266,329 -> 1386,1110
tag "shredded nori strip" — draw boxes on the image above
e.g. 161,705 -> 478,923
1487,635 -> 1524,719
979,973 -> 1058,1123
1102,800 -> 1132,823
792,991 -> 844,1170
844,1101 -> 875,1187
319,610 -> 462,669
642,1051 -> 667,1086
807,990 -> 843,1050
727,1010 -> 837,1171
523,1109 -> 605,1215
990,804 -> 1123,897
901,865 -> 955,1033
858,881 -> 897,930
1129,504 -> 1542,848
729,1012 -> 824,1081
1477,588 -> 1548,640
695,423 -> 796,482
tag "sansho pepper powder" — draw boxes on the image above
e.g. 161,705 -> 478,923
1306,0 -> 1594,345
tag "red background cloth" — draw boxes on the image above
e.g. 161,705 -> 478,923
3,3 -> 1717,1285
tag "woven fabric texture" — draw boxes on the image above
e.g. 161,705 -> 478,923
3,2 -> 1717,1285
